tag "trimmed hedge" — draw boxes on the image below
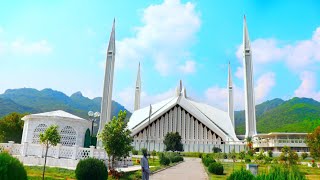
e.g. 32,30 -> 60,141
208,162 -> 224,175
159,153 -> 170,166
75,158 -> 108,180
202,154 -> 216,167
0,152 -> 27,180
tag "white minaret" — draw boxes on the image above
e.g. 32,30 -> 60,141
243,16 -> 257,137
98,19 -> 116,135
134,62 -> 141,111
227,61 -> 234,128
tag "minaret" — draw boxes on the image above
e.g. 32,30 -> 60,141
134,62 -> 141,111
227,62 -> 234,128
98,19 -> 116,135
243,16 -> 257,137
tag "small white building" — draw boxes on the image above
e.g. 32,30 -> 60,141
21,110 -> 91,147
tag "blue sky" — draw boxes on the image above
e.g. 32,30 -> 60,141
1,0 -> 320,111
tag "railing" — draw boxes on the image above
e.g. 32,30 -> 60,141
253,139 -> 307,148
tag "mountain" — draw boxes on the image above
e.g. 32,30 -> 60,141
0,88 -> 131,119
235,97 -> 320,134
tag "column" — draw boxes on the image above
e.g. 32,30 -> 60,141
169,110 -> 173,132
182,110 -> 186,141
173,107 -> 177,132
186,113 -> 190,143
177,106 -> 181,134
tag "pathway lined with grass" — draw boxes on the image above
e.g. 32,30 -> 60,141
150,158 -> 208,180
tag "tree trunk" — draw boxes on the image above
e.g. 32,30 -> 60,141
42,142 -> 49,180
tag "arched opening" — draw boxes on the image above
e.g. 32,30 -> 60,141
60,126 -> 77,146
32,124 -> 48,144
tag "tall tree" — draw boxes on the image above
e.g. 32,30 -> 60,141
163,132 -> 183,151
306,126 -> 320,160
0,113 -> 25,143
99,110 -> 132,170
39,125 -> 61,180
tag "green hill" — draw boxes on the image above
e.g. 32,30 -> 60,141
0,88 -> 131,119
235,97 -> 320,134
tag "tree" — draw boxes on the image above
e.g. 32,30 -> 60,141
239,151 -> 246,162
151,150 -> 157,162
306,126 -> 320,160
245,136 -> 253,150
163,132 -> 183,152
39,125 -> 61,180
212,147 -> 222,153
99,110 -> 132,170
0,113 -> 25,143
279,146 -> 299,166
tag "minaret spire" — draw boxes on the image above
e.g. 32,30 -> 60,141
134,62 -> 141,111
228,61 -> 234,129
98,20 -> 116,138
243,16 -> 257,137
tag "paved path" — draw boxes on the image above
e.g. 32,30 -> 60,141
151,158 -> 208,180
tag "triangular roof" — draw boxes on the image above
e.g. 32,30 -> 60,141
22,110 -> 87,122
128,89 -> 238,141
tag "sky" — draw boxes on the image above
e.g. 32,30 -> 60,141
1,0 -> 320,112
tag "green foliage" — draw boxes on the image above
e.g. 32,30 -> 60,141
0,112 -> 25,143
278,146 -> 299,166
227,168 -> 255,180
239,151 -> 246,160
208,162 -> 224,175
256,165 -> 306,180
254,151 -> 266,164
163,132 -> 183,151
0,152 -> 27,180
301,152 -> 308,160
245,157 -> 251,163
131,149 -> 138,155
236,97 -> 320,134
75,158 -> 108,180
306,126 -> 320,160
180,152 -> 202,158
267,150 -> 273,157
198,153 -> 203,158
202,154 -> 216,167
212,147 -> 222,153
158,153 -> 170,166
228,149 -> 237,162
39,125 -> 61,147
84,129 -> 91,148
99,110 -> 132,168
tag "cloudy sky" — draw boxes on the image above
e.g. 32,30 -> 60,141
1,0 -> 320,112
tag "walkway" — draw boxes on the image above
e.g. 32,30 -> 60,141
151,158 -> 208,180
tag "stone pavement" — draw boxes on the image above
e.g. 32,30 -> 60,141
151,158 -> 208,180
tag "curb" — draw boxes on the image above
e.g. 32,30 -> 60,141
151,161 -> 184,175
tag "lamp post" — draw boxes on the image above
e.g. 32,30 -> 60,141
88,111 -> 100,137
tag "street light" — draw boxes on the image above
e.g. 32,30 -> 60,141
88,111 -> 100,137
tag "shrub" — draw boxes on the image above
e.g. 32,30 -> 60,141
198,153 -> 203,158
0,152 -> 27,180
301,152 -> 308,160
223,153 -> 228,159
208,162 -> 224,175
256,165 -> 306,180
132,149 -> 138,155
75,158 -> 108,180
245,157 -> 251,163
267,150 -> 273,157
212,147 -> 222,153
239,151 -> 246,161
151,150 -> 157,157
202,154 -> 216,167
227,168 -> 255,180
158,153 -> 170,166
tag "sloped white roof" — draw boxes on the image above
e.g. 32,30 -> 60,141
22,110 -> 87,122
129,88 -> 238,141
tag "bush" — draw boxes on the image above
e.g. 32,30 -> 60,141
132,149 -> 138,155
256,165 -> 306,180
0,152 -> 27,180
212,147 -> 222,153
198,153 -> 203,158
227,168 -> 255,180
158,153 -> 170,166
208,162 -> 224,175
267,150 -> 273,157
245,157 -> 251,163
301,152 -> 308,160
202,154 -> 216,167
75,158 -> 108,180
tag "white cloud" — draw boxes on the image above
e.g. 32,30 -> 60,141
179,60 -> 196,74
115,0 -> 201,75
115,87 -> 175,112
294,71 -> 320,100
235,27 -> 320,72
205,72 -> 275,110
235,66 -> 244,79
0,39 -> 52,56
254,72 -> 276,103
